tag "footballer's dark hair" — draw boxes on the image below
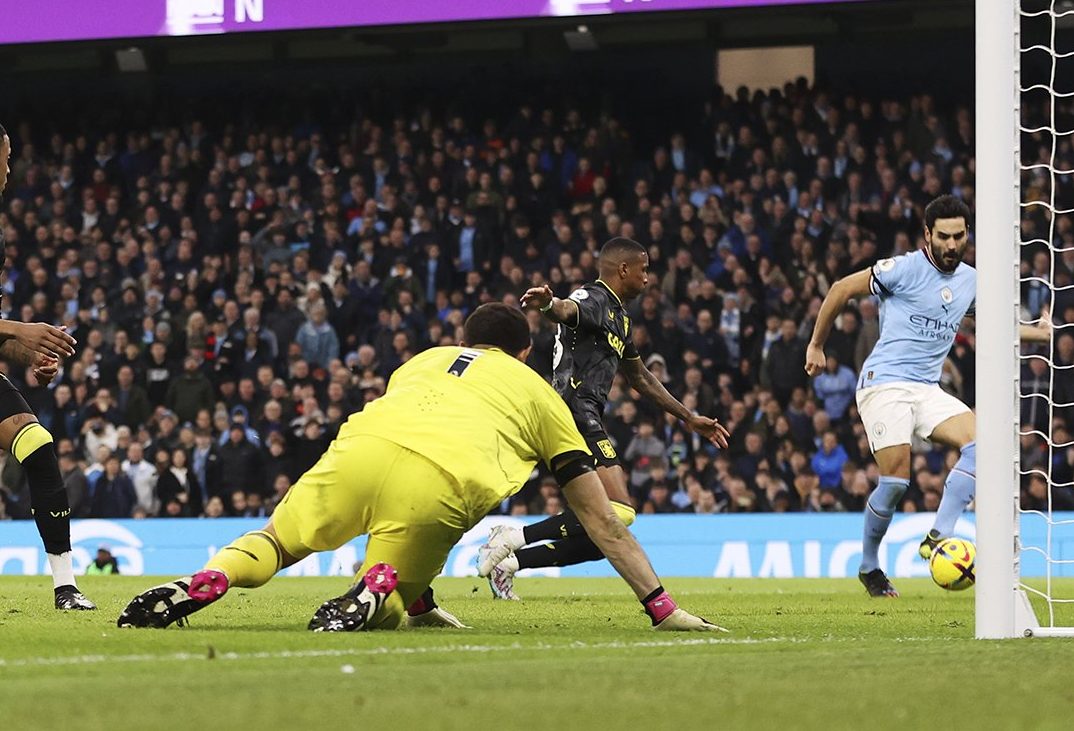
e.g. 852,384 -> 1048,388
599,236 -> 646,264
463,303 -> 531,356
923,194 -> 972,233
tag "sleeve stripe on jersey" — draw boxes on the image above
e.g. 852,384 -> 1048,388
869,272 -> 893,298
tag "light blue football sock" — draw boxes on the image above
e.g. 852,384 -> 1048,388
860,476 -> 910,573
932,442 -> 976,537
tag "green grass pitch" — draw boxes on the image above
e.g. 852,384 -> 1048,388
1,576 -> 1072,730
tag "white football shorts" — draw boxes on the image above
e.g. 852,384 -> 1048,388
855,381 -> 970,453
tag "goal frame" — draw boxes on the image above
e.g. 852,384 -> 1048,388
975,0 -> 1067,638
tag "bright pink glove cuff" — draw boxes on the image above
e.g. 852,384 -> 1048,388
642,587 -> 678,625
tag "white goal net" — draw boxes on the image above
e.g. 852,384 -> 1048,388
978,0 -> 1074,638
1017,0 -> 1074,635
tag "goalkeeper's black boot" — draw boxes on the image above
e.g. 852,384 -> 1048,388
117,571 -> 228,629
918,529 -> 943,560
859,568 -> 899,598
308,563 -> 398,632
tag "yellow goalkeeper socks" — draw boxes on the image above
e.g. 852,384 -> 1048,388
204,531 -> 284,588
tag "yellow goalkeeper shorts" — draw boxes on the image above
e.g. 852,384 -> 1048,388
270,434 -> 470,607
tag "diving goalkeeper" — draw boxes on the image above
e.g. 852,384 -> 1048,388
118,304 -> 722,633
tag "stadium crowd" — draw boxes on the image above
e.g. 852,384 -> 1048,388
0,78 -> 1065,521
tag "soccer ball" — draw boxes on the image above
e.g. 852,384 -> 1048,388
929,538 -> 976,591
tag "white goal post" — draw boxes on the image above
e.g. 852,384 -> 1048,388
976,0 -> 1074,638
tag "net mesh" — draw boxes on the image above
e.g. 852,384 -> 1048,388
1017,0 -> 1074,626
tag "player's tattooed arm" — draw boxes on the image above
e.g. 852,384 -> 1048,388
0,319 -> 76,358
0,338 -> 41,367
520,284 -> 579,326
0,339 -> 58,377
805,267 -> 873,376
620,358 -> 729,448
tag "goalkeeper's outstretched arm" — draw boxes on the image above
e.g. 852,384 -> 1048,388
561,468 -> 726,631
562,470 -> 658,598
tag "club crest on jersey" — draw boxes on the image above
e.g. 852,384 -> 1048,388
940,287 -> 953,304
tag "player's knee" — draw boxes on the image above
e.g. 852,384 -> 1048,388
610,500 -> 636,527
876,448 -> 911,479
868,476 -> 910,515
13,422 -> 54,465
266,513 -> 307,564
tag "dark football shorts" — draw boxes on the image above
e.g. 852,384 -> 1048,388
0,373 -> 32,424
571,405 -> 620,469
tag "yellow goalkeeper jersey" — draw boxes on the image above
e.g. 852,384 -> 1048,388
338,346 -> 590,515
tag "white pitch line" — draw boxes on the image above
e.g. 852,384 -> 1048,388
0,637 -> 791,669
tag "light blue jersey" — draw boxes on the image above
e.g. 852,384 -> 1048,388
858,250 -> 975,390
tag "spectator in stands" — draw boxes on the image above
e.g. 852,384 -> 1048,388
0,79 -> 1030,521
166,356 -> 215,424
90,455 -> 137,518
122,442 -> 159,516
115,365 -> 152,429
59,450 -> 90,519
812,351 -> 857,423
218,422 -> 263,498
764,319 -> 809,408
295,302 -> 340,369
811,431 -> 849,491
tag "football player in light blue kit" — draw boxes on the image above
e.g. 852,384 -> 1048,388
806,195 -> 1050,596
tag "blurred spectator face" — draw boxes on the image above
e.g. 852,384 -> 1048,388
923,490 -> 941,511
697,311 -> 713,333
812,410 -> 831,435
128,443 -> 143,463
1058,334 -> 1074,363
231,491 -> 247,513
822,432 -> 838,453
205,496 -> 225,518
694,489 -> 714,513
273,474 -> 291,498
105,457 -> 121,478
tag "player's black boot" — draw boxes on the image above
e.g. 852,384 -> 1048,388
308,563 -> 398,632
918,529 -> 942,560
55,585 -> 97,610
117,577 -> 210,628
859,569 -> 899,598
